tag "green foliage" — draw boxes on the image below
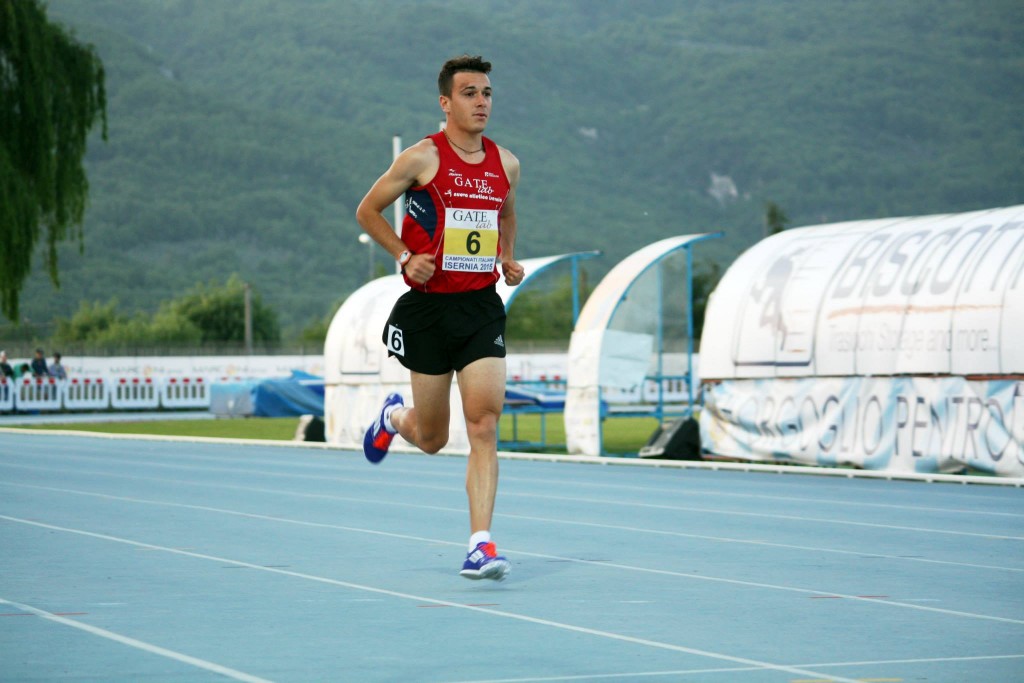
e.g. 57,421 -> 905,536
506,275 -> 583,342
764,202 -> 789,237
53,299 -> 122,344
166,275 -> 280,344
691,260 -> 722,343
296,297 -> 345,350
53,298 -> 201,347
10,0 -> 1022,339
0,0 -> 107,320
52,276 -> 279,348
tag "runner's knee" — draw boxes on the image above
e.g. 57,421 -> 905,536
417,426 -> 449,454
465,410 -> 498,443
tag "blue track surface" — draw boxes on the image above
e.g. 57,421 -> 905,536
1,430 -> 1022,682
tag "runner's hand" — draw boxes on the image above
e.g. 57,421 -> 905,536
404,253 -> 435,284
502,259 -> 525,286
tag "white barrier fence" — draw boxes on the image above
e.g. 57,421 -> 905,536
0,377 -> 15,411
161,377 -> 209,409
110,376 -> 161,410
0,376 -> 216,413
64,378 -> 110,410
15,377 -> 62,412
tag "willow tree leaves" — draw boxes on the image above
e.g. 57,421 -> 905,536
0,0 -> 107,320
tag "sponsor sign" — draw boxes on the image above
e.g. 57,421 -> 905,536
701,376 -> 1024,477
699,205 -> 1024,476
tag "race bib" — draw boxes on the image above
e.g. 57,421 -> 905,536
442,208 -> 499,272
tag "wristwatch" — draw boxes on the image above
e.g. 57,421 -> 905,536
397,250 -> 412,269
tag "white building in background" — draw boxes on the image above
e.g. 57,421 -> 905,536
699,204 -> 1024,477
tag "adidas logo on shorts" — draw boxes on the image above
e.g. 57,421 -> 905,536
493,334 -> 505,348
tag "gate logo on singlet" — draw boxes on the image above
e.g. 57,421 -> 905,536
443,208 -> 499,272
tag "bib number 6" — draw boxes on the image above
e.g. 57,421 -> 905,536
466,231 -> 481,255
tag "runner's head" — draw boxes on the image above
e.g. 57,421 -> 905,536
438,55 -> 491,97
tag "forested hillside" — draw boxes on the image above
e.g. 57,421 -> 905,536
12,0 -> 1023,335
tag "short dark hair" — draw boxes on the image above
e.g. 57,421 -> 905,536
438,55 -> 491,97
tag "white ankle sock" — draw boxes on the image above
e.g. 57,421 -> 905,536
382,405 -> 399,434
469,530 -> 491,551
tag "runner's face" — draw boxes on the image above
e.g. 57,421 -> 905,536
442,71 -> 491,134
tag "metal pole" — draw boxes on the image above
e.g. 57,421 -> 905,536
358,233 -> 373,282
656,263 -> 665,422
686,244 -> 695,411
571,257 -> 581,324
392,135 -> 403,273
368,237 -> 374,280
243,282 -> 253,355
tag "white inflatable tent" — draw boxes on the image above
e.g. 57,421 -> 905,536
699,205 -> 1024,477
323,252 -> 598,452
565,233 -> 722,456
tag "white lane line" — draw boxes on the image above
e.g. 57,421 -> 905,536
0,596 -> 273,683
496,511 -> 1024,574
498,476 -> 1024,518
805,653 -> 1024,668
6,477 -> 1020,574
17,443 -> 1019,518
6,425 -> 1023,489
445,665 -> 762,682
2,458 -> 1019,541
0,514 -> 864,683
507,491 -> 1024,541
445,653 -> 1024,683
5,484 -> 1024,626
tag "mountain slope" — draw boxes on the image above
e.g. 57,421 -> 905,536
12,0 -> 1022,333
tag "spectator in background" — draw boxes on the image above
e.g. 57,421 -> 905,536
50,352 -> 67,380
30,348 -> 49,378
0,351 -> 13,380
15,363 -> 31,379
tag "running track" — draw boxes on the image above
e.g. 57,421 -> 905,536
1,429 -> 1022,682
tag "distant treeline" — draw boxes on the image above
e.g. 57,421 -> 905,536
11,0 -> 1021,335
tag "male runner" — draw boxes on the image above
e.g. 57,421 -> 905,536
355,55 -> 524,580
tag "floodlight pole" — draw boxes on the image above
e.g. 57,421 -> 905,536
685,244 -> 695,410
244,282 -> 253,355
392,135 -> 403,273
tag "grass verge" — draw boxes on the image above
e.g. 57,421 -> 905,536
19,417 -> 298,441
15,413 -> 664,454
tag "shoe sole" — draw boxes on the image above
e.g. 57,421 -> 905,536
460,559 -> 511,581
362,428 -> 388,464
363,394 -> 402,464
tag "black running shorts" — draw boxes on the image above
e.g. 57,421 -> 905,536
382,285 -> 507,375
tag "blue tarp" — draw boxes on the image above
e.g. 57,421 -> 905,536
250,371 -> 324,418
209,380 -> 259,417
505,384 -> 565,411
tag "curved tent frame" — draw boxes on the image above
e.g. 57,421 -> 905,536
565,233 -> 722,456
324,251 -> 600,451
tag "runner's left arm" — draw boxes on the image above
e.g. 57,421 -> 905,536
499,150 -> 524,286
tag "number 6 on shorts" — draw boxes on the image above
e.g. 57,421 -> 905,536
388,325 -> 405,356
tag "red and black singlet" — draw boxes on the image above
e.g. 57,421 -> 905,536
400,131 -> 511,293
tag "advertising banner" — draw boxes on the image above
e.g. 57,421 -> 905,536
699,206 -> 1024,476
701,206 -> 1024,379
701,376 -> 1024,477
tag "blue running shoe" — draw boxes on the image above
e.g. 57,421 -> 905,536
363,392 -> 404,464
460,541 -> 511,581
